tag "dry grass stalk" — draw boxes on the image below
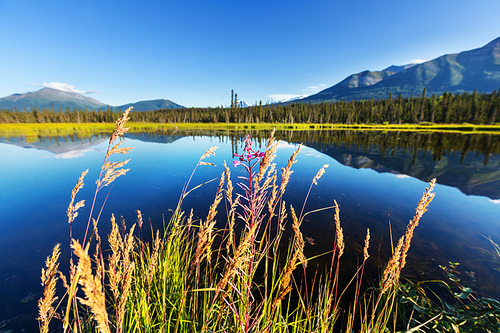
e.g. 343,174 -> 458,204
58,271 -> 69,292
136,210 -> 143,230
364,228 -> 371,261
190,172 -> 225,274
106,215 -> 136,333
398,178 -> 436,274
223,161 -> 233,206
98,107 -> 133,190
94,240 -> 104,285
312,164 -> 329,185
116,224 -> 136,333
224,161 -> 237,253
216,221 -> 259,294
278,200 -> 287,231
98,159 -> 131,188
38,244 -> 61,333
291,206 -> 307,267
273,205 -> 306,308
261,163 -> 276,192
186,209 -> 194,232
91,219 -> 104,284
117,261 -> 135,333
267,169 -> 278,217
205,172 -> 225,263
265,128 -> 276,149
91,217 -> 102,245
108,106 -> 131,145
255,130 -> 278,184
107,140 -> 132,157
120,216 -> 127,234
71,240 -> 111,333
200,146 -> 218,161
147,230 -> 161,291
108,215 -> 122,301
380,236 -> 404,294
333,200 -> 345,258
121,224 -> 136,272
380,178 -> 436,294
279,144 -> 302,195
67,169 -> 88,224
83,107 -> 133,245
226,199 -> 238,254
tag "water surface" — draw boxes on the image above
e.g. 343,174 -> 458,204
0,129 -> 499,332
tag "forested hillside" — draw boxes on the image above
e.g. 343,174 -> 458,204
1,90 -> 499,125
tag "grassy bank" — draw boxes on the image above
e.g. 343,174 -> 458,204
2,121 -> 500,138
36,109 -> 500,332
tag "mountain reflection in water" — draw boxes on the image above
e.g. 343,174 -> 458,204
0,129 -> 499,332
125,129 -> 500,199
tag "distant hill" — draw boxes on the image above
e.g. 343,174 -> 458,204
114,99 -> 185,112
0,88 -> 107,110
0,88 -> 185,112
301,37 -> 500,103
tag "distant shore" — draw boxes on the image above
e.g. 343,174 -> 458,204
1,122 -> 500,138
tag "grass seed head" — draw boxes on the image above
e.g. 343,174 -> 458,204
67,169 -> 88,224
364,228 -> 370,261
38,244 -> 61,333
333,200 -> 345,258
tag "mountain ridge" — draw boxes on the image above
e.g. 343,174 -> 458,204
300,37 -> 500,103
0,88 -> 107,110
0,88 -> 185,112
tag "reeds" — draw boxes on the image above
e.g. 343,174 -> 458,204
71,240 -> 111,333
38,113 -> 442,333
38,244 -> 61,333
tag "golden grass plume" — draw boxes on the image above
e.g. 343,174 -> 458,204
38,244 -> 61,333
71,239 -> 111,333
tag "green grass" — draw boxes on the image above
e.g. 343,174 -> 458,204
2,121 -> 500,139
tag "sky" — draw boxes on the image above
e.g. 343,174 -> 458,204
0,0 -> 499,108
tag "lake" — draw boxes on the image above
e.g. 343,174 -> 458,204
1,129 -> 499,332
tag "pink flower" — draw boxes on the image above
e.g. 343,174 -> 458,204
232,135 -> 266,168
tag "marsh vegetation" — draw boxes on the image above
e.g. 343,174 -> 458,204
34,109 -> 500,332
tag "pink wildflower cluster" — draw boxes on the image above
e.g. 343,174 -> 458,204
232,135 -> 265,170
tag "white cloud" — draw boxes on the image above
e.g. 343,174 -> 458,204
303,150 -> 323,158
31,82 -> 96,94
302,84 -> 327,92
53,148 -> 95,159
276,141 -> 299,149
268,84 -> 328,103
489,199 -> 500,204
390,173 -> 411,179
409,59 -> 426,64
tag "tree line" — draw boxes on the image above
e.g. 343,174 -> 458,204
123,128 -> 500,166
1,89 -> 499,125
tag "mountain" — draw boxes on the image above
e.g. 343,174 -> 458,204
114,99 -> 185,111
0,88 -> 107,110
308,140 -> 500,200
0,88 -> 185,112
301,37 -> 500,103
237,100 -> 252,107
0,135 -> 106,155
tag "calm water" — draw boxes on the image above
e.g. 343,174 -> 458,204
0,129 -> 499,332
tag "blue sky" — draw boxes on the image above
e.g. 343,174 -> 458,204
0,0 -> 499,107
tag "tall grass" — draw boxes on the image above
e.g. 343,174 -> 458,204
38,108 -> 440,332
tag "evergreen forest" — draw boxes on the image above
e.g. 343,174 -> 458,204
1,89 -> 499,125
